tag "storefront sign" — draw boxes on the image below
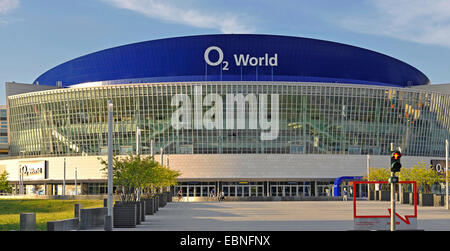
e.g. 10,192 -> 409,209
431,159 -> 446,175
20,161 -> 48,181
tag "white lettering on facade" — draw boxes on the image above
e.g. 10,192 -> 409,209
204,46 -> 278,70
171,86 -> 279,140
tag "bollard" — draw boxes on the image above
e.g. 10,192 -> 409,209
20,213 -> 36,231
104,215 -> 112,231
74,204 -> 82,218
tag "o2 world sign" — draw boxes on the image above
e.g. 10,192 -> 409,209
204,46 -> 278,71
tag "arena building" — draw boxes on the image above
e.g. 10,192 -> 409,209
2,34 -> 450,197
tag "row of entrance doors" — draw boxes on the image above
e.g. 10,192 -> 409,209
174,185 -> 321,197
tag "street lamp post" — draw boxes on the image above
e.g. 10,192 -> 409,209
75,167 -> 77,196
105,100 -> 113,231
367,154 -> 370,199
63,158 -> 66,196
446,139 -> 448,210
136,126 -> 141,156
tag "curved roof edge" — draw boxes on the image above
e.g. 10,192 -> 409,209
34,34 -> 430,88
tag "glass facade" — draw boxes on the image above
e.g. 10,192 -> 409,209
7,82 -> 450,158
0,108 -> 7,144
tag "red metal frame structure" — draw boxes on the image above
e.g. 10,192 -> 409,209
353,181 -> 417,224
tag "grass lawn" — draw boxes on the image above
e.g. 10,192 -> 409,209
0,199 -> 104,231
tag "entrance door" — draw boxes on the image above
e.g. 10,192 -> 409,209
317,185 -> 333,197
250,186 -> 257,196
257,186 -> 263,196
174,185 -> 216,197
187,186 -> 194,197
194,186 -> 201,197
270,186 -> 285,196
229,186 -> 236,196
223,186 -> 229,196
284,186 -> 291,196
243,186 -> 249,197
202,186 -> 209,197
270,186 -> 277,196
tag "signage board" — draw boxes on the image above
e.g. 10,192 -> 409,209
431,159 -> 446,175
20,160 -> 48,181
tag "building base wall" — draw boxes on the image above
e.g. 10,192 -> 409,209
0,154 -> 440,182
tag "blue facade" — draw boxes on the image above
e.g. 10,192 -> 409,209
34,34 -> 429,87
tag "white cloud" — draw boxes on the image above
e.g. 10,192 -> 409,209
101,0 -> 254,34
0,0 -> 19,14
338,0 -> 450,48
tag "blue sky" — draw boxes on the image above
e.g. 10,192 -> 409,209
1,0 -> 450,105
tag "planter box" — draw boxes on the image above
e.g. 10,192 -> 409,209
375,191 -> 380,200
419,194 -> 433,206
368,191 -> 374,201
409,193 -> 416,205
139,201 -> 145,222
113,203 -> 136,228
434,194 -> 444,207
401,192 -> 409,204
143,198 -> 154,215
158,193 -> 166,207
133,202 -> 141,225
379,191 -> 390,201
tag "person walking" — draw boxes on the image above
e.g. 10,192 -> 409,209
177,189 -> 183,202
218,190 -> 225,202
343,188 -> 348,202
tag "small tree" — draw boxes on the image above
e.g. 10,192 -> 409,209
366,167 -> 390,190
0,170 -> 12,194
100,154 -> 138,202
366,166 -> 390,181
99,154 -> 181,202
401,161 -> 443,193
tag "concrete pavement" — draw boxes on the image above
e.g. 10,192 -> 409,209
107,201 -> 450,231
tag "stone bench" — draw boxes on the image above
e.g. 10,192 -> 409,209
80,207 -> 107,230
47,218 -> 79,231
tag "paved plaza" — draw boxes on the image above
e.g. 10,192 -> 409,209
111,201 -> 450,231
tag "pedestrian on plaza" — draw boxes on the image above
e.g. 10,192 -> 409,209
343,188 -> 348,202
177,189 -> 183,201
210,188 -> 215,197
218,190 -> 225,202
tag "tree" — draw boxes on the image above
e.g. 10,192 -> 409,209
99,154 -> 181,202
366,161 -> 446,194
366,166 -> 390,181
399,161 -> 443,193
0,170 -> 12,194
365,167 -> 390,190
